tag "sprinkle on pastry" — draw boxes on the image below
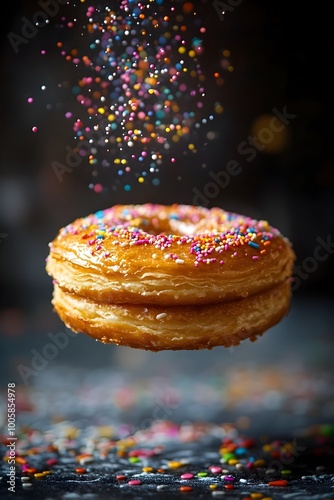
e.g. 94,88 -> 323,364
46,204 -> 295,351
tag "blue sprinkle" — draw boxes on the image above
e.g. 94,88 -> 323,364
95,210 -> 104,219
248,241 -> 259,249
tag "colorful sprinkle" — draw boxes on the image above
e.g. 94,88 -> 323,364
27,1 -> 231,191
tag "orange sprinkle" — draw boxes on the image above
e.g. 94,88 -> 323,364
225,483 -> 234,490
180,485 -> 193,492
268,479 -> 288,487
75,467 -> 87,474
25,468 -> 37,474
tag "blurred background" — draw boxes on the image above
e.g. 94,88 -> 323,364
0,0 -> 333,430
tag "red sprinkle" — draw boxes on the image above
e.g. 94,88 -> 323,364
116,475 -> 127,480
75,467 -> 87,474
268,479 -> 288,487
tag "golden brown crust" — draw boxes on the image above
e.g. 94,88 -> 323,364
52,280 -> 292,351
46,204 -> 295,350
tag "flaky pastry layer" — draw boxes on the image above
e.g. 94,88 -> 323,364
46,204 -> 295,306
52,280 -> 291,351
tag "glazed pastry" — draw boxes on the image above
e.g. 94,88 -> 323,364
46,204 -> 295,350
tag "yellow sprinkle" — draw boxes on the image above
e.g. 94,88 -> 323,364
250,493 -> 263,499
138,177 -> 144,183
228,458 -> 238,466
188,50 -> 196,58
178,46 -> 186,54
97,107 -> 105,114
107,114 -> 115,121
142,467 -> 154,473
34,473 -> 45,479
168,461 -> 183,468
209,484 -> 218,490
253,459 -> 266,468
42,471 -> 51,475
262,444 -> 272,452
214,104 -> 224,114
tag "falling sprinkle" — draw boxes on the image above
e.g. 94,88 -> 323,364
28,0 -> 232,191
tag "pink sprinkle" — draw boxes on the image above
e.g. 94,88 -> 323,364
209,466 -> 222,474
252,255 -> 259,260
46,458 -> 58,466
128,479 -> 142,486
181,473 -> 194,479
32,126 -> 38,133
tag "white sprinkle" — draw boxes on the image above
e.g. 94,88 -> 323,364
156,313 -> 167,320
239,478 -> 248,483
157,484 -> 168,490
21,477 -> 31,482
79,457 -> 94,465
175,258 -> 185,264
22,483 -> 33,488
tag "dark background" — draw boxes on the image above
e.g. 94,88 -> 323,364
0,0 -> 333,409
